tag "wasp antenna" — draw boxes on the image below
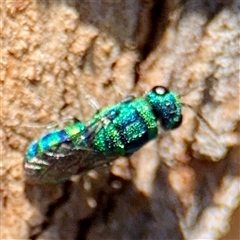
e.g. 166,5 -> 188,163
181,103 -> 217,137
180,86 -> 200,98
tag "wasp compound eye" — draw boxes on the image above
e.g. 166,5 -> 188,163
153,86 -> 169,96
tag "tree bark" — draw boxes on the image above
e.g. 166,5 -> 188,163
2,0 -> 239,239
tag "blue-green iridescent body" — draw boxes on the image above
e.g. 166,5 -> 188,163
25,86 -> 182,183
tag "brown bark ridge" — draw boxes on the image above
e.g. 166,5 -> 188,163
2,0 -> 239,239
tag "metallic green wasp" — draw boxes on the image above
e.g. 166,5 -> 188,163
24,86 -> 182,183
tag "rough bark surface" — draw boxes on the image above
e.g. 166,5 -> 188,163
1,0 -> 239,239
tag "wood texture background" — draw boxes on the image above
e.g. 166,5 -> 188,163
2,0 -> 239,239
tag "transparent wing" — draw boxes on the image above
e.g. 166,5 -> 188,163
24,145 -> 118,184
24,115 -> 119,184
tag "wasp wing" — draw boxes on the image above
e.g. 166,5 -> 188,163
24,117 -> 119,184
24,145 -> 118,184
